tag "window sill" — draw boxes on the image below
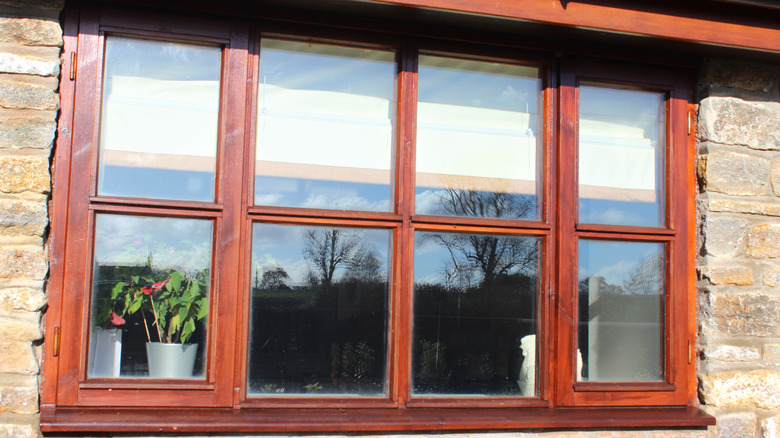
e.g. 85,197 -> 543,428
40,405 -> 715,433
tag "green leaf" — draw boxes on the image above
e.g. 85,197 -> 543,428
181,318 -> 196,343
170,271 -> 182,292
170,313 -> 181,333
128,295 -> 143,313
111,282 -> 125,299
196,299 -> 209,319
131,275 -> 139,284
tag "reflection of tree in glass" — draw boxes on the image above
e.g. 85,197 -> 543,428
427,189 -> 538,287
623,254 -> 663,295
302,229 -> 381,288
259,266 -> 291,290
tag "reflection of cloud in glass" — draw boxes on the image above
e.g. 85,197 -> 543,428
414,190 -> 440,216
586,208 -> 641,226
592,260 -> 634,286
93,214 -> 212,275
255,193 -> 283,205
301,193 -> 389,211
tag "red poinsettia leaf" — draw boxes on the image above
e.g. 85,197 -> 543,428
109,312 -> 126,326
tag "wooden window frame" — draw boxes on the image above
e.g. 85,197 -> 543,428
41,3 -> 712,433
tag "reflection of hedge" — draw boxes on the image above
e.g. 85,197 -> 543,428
248,278 -> 388,395
413,273 -> 537,395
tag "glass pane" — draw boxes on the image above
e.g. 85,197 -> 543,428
88,214 -> 212,379
413,231 -> 540,396
577,240 -> 665,382
578,85 -> 665,227
415,56 -> 541,220
255,40 -> 396,212
98,37 -> 221,202
248,224 -> 390,396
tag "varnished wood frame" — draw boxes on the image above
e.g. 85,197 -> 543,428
42,1 -> 709,431
556,58 -> 694,407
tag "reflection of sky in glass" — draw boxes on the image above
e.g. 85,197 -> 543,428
93,214 -> 213,276
255,40 -> 396,211
252,223 -> 392,287
578,85 -> 665,227
98,37 -> 221,202
578,240 -> 663,289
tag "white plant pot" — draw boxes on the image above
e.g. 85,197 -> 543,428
145,342 -> 198,378
89,327 -> 122,377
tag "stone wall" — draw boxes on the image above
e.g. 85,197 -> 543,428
0,0 -> 62,436
697,59 -> 780,437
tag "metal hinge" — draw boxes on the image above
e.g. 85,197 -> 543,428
688,340 -> 692,364
69,52 -> 77,81
53,326 -> 61,357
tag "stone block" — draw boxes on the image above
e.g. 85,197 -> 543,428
765,344 -> 780,366
705,216 -> 748,257
747,224 -> 780,258
0,199 -> 47,237
0,247 -> 47,281
0,17 -> 62,47
700,59 -> 780,93
0,385 -> 38,414
699,97 -> 780,150
700,370 -> 780,409
702,150 -> 770,196
0,288 -> 45,312
703,344 -> 760,362
0,79 -> 58,110
709,198 -> 780,217
773,158 -> 780,197
0,52 -> 58,76
764,415 -> 779,438
0,316 -> 41,341
0,341 -> 37,374
702,266 -> 753,285
0,155 -> 50,194
0,114 -> 55,149
0,423 -> 37,438
717,411 -> 757,438
765,268 -> 780,287
707,291 -> 780,337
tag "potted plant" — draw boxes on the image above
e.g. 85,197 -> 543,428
113,270 -> 209,378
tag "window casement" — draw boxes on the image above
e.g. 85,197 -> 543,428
42,4 -> 713,433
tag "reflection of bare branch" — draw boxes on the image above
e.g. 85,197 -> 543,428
623,254 -> 664,295
424,188 -> 539,287
302,229 -> 381,288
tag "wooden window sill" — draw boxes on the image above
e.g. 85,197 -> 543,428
40,406 -> 715,434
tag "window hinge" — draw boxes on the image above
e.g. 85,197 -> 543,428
69,52 -> 77,81
53,326 -> 61,357
688,340 -> 692,364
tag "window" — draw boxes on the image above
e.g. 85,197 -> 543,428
42,4 -> 710,432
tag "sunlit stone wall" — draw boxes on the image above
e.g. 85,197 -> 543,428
697,58 -> 780,438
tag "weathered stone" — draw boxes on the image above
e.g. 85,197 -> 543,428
701,59 -> 780,93
703,344 -> 760,362
765,268 -> 780,287
0,17 -> 62,47
702,150 -> 770,195
0,79 -> 58,110
717,411 -> 757,438
764,415 -> 779,438
699,97 -> 780,150
747,224 -> 780,258
0,155 -> 49,194
765,345 -> 780,366
0,52 -> 58,76
0,317 -> 41,342
703,266 -> 753,285
0,247 -> 47,280
0,199 -> 47,237
0,341 -> 37,374
0,385 -> 38,414
0,288 -> 45,312
709,198 -> 780,217
773,158 -> 780,197
0,423 -> 37,438
704,216 -> 748,257
707,291 -> 780,337
700,370 -> 780,409
0,115 -> 55,149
